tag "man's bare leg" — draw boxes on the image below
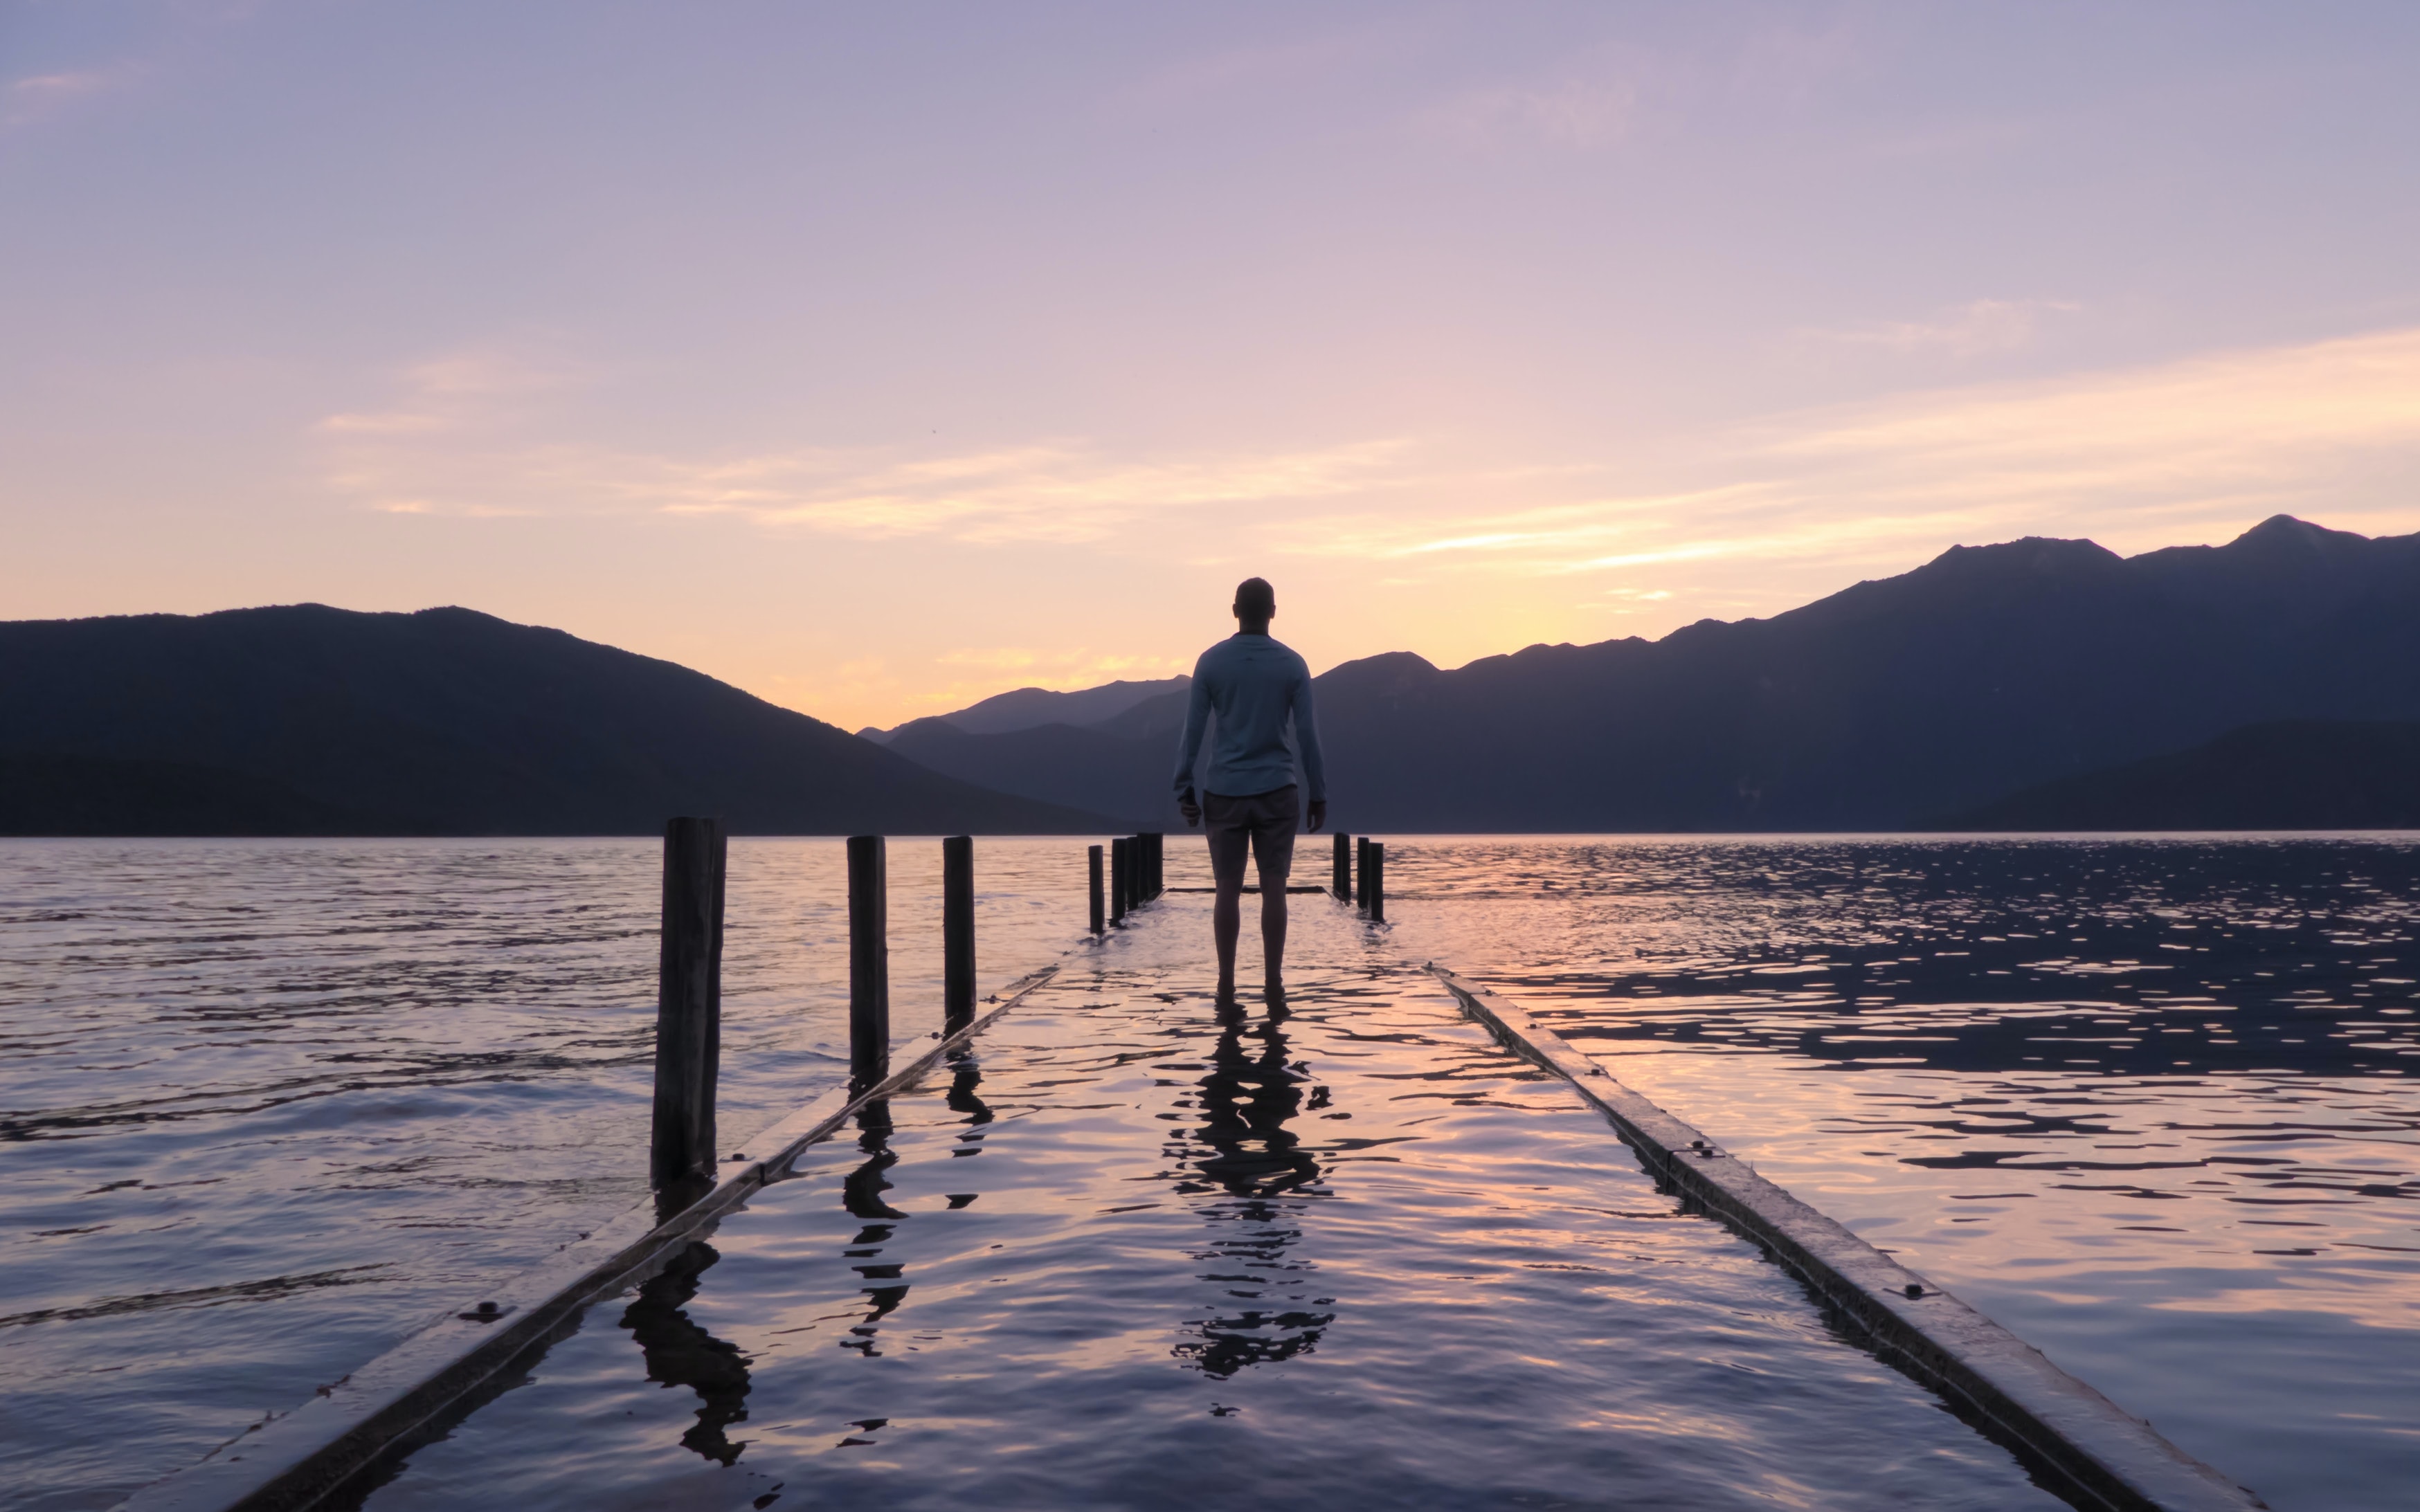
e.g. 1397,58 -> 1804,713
1212,881 -> 1242,1004
1254,830 -> 1290,999
1259,882 -> 1288,996
1208,821 -> 1249,1005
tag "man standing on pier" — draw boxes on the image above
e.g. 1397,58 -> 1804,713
1173,576 -> 1328,1007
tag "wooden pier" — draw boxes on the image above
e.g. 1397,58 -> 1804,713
118,829 -> 2261,1512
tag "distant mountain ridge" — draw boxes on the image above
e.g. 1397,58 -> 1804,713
876,516 -> 2420,832
860,675 -> 1189,743
11,516 -> 2414,837
0,606 -> 1131,835
861,677 -> 1199,821
881,718 -> 1181,825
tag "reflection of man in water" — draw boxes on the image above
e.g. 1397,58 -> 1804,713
1172,1000 -> 1333,1376
1173,577 -> 1329,1005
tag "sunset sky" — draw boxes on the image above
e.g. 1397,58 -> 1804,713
6,2 -> 2419,729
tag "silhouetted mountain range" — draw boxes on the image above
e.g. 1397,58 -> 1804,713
858,675 -> 1188,743
1934,720 -> 2420,831
881,719 -> 1173,823
11,516 -> 2413,837
0,606 -> 1126,835
0,754 -> 379,836
877,516 -> 2420,832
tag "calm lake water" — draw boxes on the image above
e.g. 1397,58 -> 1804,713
2,836 -> 2412,1510
0,838 -> 1097,1512
1386,836 -> 2420,1512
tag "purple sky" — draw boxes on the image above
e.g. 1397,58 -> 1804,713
6,2 -> 2419,727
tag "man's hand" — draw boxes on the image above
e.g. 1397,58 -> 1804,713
1179,792 -> 1201,828
1306,799 -> 1328,833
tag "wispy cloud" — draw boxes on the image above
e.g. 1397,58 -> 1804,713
1800,298 -> 2080,358
1265,486 -> 1765,564
318,412 -> 447,436
4,65 -> 141,127
640,439 -> 1414,543
1423,77 -> 1636,149
319,356 -> 1418,542
1114,19 -> 1425,111
324,325 -> 2420,614
1418,12 -> 1867,154
1258,325 -> 2420,592
1769,325 -> 2420,510
1272,487 -> 1989,601
315,349 -> 586,437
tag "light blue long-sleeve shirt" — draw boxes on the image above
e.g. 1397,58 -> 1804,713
1171,633 -> 1328,802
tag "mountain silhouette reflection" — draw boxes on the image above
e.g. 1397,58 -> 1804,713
1172,1000 -> 1335,1378
617,1241 -> 751,1465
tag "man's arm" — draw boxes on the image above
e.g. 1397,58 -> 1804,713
1171,665 -> 1213,827
1291,667 -> 1328,833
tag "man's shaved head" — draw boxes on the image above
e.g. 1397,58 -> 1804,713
1233,577 -> 1276,619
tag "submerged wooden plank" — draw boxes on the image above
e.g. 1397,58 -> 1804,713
115,964 -> 1063,1512
1425,964 -> 2266,1512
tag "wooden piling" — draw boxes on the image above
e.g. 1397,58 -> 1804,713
1367,840 -> 1385,923
1110,837 -> 1129,924
1333,832 -> 1351,900
847,835 -> 889,1086
943,835 -> 975,1033
1355,835 -> 1371,912
1088,844 -> 1105,935
651,817 -> 725,1197
1141,832 -> 1162,899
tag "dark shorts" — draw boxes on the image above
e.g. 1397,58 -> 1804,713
1204,785 -> 1299,890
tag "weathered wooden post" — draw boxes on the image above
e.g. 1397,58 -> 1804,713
1367,840 -> 1386,923
651,817 -> 725,1199
847,834 -> 889,1086
943,834 -> 975,1034
1333,832 -> 1351,900
1110,837 -> 1129,924
1141,832 -> 1161,899
1088,844 -> 1105,935
1355,835 -> 1371,913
